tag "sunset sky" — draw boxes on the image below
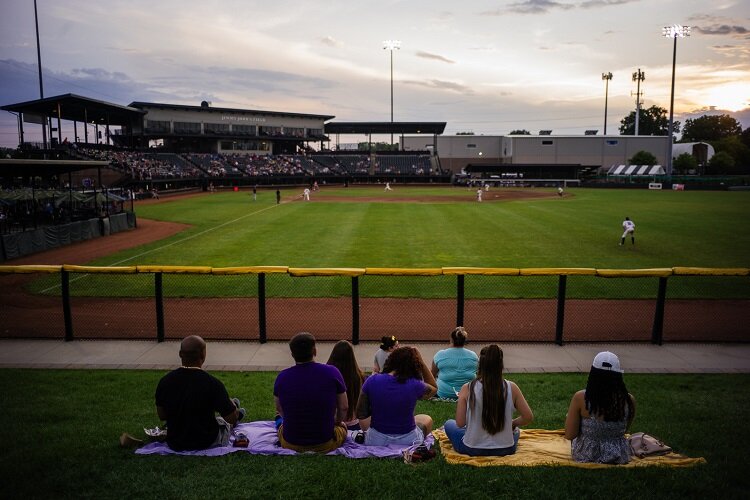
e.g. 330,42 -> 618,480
1,0 -> 749,146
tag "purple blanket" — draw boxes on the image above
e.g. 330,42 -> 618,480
135,420 -> 434,459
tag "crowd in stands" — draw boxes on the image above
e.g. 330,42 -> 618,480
124,328 -> 636,466
374,154 -> 432,175
312,154 -> 370,174
77,148 -> 203,180
4,143 -> 437,182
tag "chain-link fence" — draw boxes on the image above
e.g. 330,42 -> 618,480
1,265 -> 748,343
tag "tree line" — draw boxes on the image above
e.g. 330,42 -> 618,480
619,106 -> 749,175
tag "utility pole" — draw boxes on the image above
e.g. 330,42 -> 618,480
632,69 -> 645,135
602,72 -> 613,135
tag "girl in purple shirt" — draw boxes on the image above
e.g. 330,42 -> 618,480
357,346 -> 437,446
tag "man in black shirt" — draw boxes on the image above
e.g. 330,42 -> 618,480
155,335 -> 242,451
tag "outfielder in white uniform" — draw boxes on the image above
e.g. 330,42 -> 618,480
303,188 -> 311,201
620,217 -> 635,245
476,189 -> 483,202
384,182 -> 393,191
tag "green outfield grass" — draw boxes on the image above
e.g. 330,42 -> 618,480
28,186 -> 750,298
1,369 -> 747,499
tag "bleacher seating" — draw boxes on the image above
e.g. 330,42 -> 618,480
69,147 -> 439,180
374,154 -> 431,175
311,154 -> 370,174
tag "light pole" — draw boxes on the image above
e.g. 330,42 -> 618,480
34,0 -> 47,149
383,40 -> 401,147
632,69 -> 645,135
663,24 -> 690,178
602,72 -> 613,135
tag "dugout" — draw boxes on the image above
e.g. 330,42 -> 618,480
463,163 -> 585,184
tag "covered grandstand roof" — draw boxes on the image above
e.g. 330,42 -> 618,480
1,94 -> 145,125
325,122 -> 446,135
607,164 -> 665,176
129,101 -> 334,121
0,159 -> 110,177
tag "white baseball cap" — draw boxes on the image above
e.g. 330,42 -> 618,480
592,351 -> 624,373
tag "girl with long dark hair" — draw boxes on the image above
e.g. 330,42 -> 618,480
326,340 -> 367,430
564,351 -> 636,464
444,344 -> 533,456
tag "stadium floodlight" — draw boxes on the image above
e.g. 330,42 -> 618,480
663,24 -> 690,178
34,0 -> 47,149
602,72 -> 613,135
632,69 -> 645,135
383,40 -> 401,146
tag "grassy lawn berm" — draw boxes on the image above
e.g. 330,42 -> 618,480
1,369 -> 747,499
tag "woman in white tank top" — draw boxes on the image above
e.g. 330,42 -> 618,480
443,345 -> 533,456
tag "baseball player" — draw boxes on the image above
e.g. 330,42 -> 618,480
476,188 -> 483,202
303,188 -> 311,201
620,217 -> 635,245
558,186 -> 564,197
384,182 -> 393,191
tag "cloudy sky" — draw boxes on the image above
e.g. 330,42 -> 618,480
1,0 -> 749,147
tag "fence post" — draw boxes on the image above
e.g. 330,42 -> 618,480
352,276 -> 360,345
456,274 -> 465,327
651,277 -> 668,345
555,275 -> 567,345
258,273 -> 267,344
155,272 -> 165,342
61,269 -> 73,341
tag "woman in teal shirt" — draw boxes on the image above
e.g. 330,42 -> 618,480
431,327 -> 479,399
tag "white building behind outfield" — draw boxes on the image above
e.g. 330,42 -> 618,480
401,134 -> 670,174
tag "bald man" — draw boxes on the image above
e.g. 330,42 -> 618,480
155,335 -> 243,451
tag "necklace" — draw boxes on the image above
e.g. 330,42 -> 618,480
180,365 -> 202,370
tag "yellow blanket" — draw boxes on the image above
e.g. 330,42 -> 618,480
434,428 -> 706,468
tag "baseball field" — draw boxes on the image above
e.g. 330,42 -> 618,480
26,185 -> 750,299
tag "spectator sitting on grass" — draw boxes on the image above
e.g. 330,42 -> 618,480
372,335 -> 398,373
274,332 -> 349,453
356,346 -> 437,446
444,344 -> 533,456
154,335 -> 245,451
327,340 -> 368,431
431,326 -> 478,399
564,351 -> 636,464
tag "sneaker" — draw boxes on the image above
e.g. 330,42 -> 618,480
119,432 -> 144,448
232,398 -> 245,421
354,431 -> 365,444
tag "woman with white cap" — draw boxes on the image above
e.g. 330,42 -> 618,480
564,351 -> 636,464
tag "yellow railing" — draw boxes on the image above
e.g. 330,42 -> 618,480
1,265 -> 748,277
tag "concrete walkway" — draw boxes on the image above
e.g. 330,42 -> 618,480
1,339 -> 749,373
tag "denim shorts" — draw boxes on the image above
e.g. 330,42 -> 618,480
365,426 -> 423,446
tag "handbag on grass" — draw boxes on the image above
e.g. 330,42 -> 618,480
628,432 -> 672,458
